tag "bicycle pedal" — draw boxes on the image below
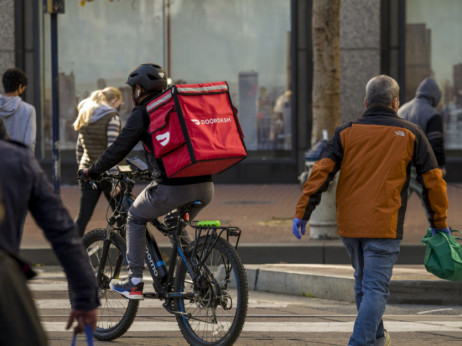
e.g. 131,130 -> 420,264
162,301 -> 190,319
174,311 -> 191,319
143,292 -> 159,299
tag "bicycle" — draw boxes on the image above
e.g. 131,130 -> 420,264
82,157 -> 248,345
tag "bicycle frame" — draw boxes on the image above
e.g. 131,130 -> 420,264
143,214 -> 242,304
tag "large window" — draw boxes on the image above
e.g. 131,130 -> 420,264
169,0 -> 292,153
41,0 -> 165,156
40,0 -> 292,158
406,0 -> 462,150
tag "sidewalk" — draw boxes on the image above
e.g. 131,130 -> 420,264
20,183 -> 462,304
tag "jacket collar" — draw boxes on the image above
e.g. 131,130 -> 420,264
140,92 -> 164,107
363,106 -> 398,117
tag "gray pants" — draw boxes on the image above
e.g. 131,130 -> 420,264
126,181 -> 214,278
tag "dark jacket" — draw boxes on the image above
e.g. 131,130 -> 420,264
0,139 -> 99,310
89,94 -> 212,185
0,248 -> 48,345
398,77 -> 445,167
295,107 -> 448,239
0,118 -> 9,140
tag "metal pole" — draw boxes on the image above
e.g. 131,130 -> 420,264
163,0 -> 166,69
51,12 -> 60,194
167,0 -> 171,77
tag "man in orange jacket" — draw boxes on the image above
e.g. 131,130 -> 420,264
293,75 -> 449,346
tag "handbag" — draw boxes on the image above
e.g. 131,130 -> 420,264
421,228 -> 462,281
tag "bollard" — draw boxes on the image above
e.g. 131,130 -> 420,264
298,130 -> 338,239
305,162 -> 339,239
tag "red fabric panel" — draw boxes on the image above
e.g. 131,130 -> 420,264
147,94 -> 185,158
162,144 -> 192,177
170,157 -> 246,178
177,92 -> 246,161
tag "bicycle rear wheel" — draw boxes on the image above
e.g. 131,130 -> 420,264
174,237 -> 248,345
83,229 -> 139,341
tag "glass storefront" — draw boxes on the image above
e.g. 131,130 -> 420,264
406,0 -> 462,150
40,0 -> 292,159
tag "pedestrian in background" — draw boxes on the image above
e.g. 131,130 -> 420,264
0,67 -> 36,151
398,77 -> 446,202
0,139 -> 99,344
73,86 -> 123,237
292,75 -> 449,346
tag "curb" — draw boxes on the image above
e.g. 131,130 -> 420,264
245,265 -> 462,305
246,265 -> 354,302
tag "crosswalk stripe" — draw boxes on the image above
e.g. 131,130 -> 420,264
29,283 -> 69,291
42,321 -> 462,333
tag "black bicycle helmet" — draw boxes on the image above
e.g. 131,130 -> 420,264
126,63 -> 167,92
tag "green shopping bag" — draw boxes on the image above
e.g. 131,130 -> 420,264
422,228 -> 462,281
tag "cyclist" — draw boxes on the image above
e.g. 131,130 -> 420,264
79,63 -> 214,299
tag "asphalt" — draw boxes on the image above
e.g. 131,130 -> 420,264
20,182 -> 462,304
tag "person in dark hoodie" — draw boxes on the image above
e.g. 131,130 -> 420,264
398,77 -> 446,201
72,86 -> 123,237
0,68 -> 36,151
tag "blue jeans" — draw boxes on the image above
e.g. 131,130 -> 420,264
341,237 -> 401,346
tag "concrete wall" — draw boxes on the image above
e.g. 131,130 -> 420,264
340,0 -> 381,123
0,0 -> 15,94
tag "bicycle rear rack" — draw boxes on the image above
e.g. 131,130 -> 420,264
193,223 -> 242,251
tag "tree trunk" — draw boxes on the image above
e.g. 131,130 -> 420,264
311,0 -> 341,145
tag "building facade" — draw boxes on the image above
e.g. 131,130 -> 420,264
1,0 -> 461,184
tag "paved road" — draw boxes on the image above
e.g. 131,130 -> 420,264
30,266 -> 462,345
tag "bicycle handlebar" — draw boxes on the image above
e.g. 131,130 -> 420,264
100,166 -> 152,182
87,157 -> 152,189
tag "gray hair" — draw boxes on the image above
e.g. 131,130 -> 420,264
365,75 -> 399,107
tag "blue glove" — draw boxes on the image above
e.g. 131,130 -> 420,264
292,218 -> 308,240
431,227 -> 451,236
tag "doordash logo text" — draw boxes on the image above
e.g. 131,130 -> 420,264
190,117 -> 232,125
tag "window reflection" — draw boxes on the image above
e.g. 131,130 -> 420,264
42,0 -> 292,156
406,0 -> 462,149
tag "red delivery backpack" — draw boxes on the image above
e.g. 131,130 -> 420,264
146,81 -> 247,178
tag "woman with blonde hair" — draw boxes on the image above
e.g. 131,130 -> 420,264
74,86 -> 123,237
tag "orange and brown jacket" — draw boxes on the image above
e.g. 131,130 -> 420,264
295,106 -> 448,239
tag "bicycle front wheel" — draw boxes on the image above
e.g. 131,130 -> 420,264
174,236 -> 248,345
83,229 -> 139,341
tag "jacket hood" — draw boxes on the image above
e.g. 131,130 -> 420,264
89,104 -> 117,124
0,95 -> 21,118
415,77 -> 441,107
